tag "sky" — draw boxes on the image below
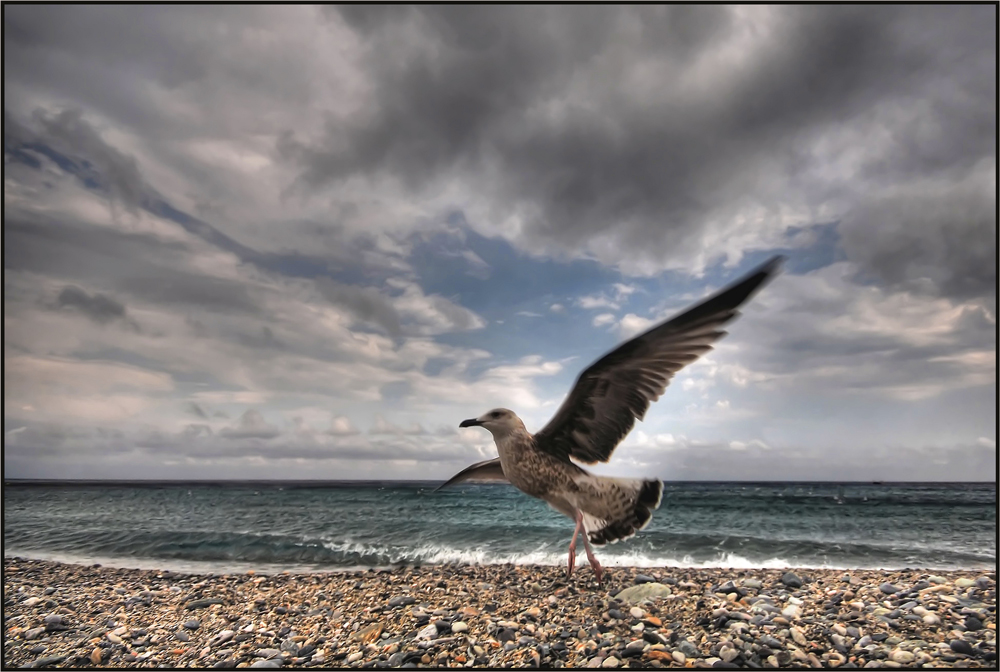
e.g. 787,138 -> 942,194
4,5 -> 996,482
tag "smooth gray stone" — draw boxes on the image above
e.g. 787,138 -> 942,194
185,598 -> 224,610
759,636 -> 783,650
950,640 -> 976,656
678,640 -> 700,657
29,655 -> 67,668
781,572 -> 803,588
615,583 -> 673,604
388,596 -> 416,607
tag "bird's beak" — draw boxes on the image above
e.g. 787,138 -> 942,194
459,418 -> 482,428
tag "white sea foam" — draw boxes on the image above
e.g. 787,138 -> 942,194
315,539 -> 960,571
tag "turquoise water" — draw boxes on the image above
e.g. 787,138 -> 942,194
4,481 -> 995,574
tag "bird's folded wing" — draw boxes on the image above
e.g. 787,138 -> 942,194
434,457 -> 508,491
535,256 -> 783,464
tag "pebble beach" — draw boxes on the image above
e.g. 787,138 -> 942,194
3,558 -> 995,669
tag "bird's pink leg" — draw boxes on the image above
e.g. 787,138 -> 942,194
567,512 -> 584,578
582,531 -> 604,585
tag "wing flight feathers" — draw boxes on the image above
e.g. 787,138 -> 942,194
434,457 -> 508,491
535,256 -> 783,464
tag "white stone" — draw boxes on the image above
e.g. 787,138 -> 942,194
417,624 -> 438,640
672,651 -> 686,664
782,604 -> 802,620
601,656 -> 620,668
451,622 -> 469,633
890,649 -> 915,664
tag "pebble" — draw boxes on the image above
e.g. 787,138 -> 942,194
950,639 -> 976,655
890,649 -> 915,663
615,583 -> 672,603
2,557 -> 995,670
781,572 -> 803,588
387,595 -> 416,607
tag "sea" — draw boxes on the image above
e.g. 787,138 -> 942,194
3,481 -> 995,575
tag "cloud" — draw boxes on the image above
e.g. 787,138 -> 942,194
592,313 -> 616,328
840,166 -> 996,301
2,6 -> 993,481
315,278 -> 403,336
185,402 -> 209,419
369,415 -> 427,435
273,6 -> 996,276
219,409 -> 281,440
327,415 -> 361,436
578,294 -> 620,311
618,313 -> 657,338
54,285 -> 129,325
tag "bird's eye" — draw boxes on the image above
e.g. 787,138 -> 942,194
491,411 -> 501,419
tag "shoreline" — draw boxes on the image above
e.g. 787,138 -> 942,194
4,557 -> 995,669
7,550 -> 995,578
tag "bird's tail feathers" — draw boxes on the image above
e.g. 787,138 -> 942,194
577,475 -> 663,546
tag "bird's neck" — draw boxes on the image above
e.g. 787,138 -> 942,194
495,428 -> 532,462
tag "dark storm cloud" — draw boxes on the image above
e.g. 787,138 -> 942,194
315,278 -> 403,337
841,178 -> 997,301
285,5 -> 995,283
4,106 -> 352,286
55,285 -> 127,325
5,211 -> 262,315
31,108 -> 148,212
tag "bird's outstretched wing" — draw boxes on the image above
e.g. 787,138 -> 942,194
434,457 -> 508,491
534,256 -> 783,464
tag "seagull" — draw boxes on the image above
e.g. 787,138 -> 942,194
438,256 -> 783,583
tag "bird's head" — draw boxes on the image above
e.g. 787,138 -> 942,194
459,408 -> 525,439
